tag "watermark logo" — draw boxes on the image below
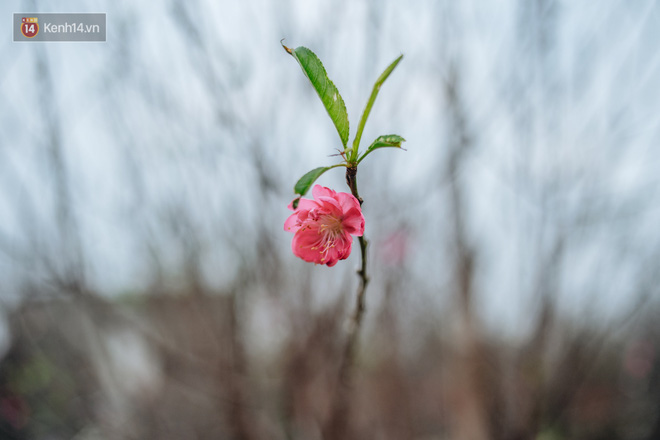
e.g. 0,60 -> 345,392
14,13 -> 106,42
21,17 -> 39,38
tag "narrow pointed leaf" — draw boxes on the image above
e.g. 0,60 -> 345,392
351,54 -> 404,161
284,45 -> 350,147
294,166 -> 332,199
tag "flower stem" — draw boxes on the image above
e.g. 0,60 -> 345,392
345,166 -> 369,325
323,166 -> 369,439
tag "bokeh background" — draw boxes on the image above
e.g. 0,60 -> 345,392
1,0 -> 660,439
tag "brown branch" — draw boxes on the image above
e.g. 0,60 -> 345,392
322,166 -> 369,440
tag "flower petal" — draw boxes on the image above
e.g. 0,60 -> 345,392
312,185 -> 335,200
288,197 -> 317,212
336,192 -> 361,213
291,227 -> 324,264
341,207 -> 365,236
316,195 -> 342,213
284,212 -> 301,232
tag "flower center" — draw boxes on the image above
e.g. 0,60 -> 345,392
307,214 -> 345,262
319,214 -> 343,239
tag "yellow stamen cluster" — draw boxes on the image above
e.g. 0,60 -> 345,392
310,215 -> 344,261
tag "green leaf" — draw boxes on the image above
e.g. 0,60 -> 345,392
284,45 -> 350,148
367,134 -> 406,151
357,134 -> 406,165
350,54 -> 404,162
294,166 -> 332,199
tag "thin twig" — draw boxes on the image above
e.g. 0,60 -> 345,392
322,166 -> 369,440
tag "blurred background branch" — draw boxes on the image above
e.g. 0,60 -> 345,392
0,0 -> 659,439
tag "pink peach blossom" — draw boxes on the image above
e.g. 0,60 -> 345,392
284,185 -> 365,266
